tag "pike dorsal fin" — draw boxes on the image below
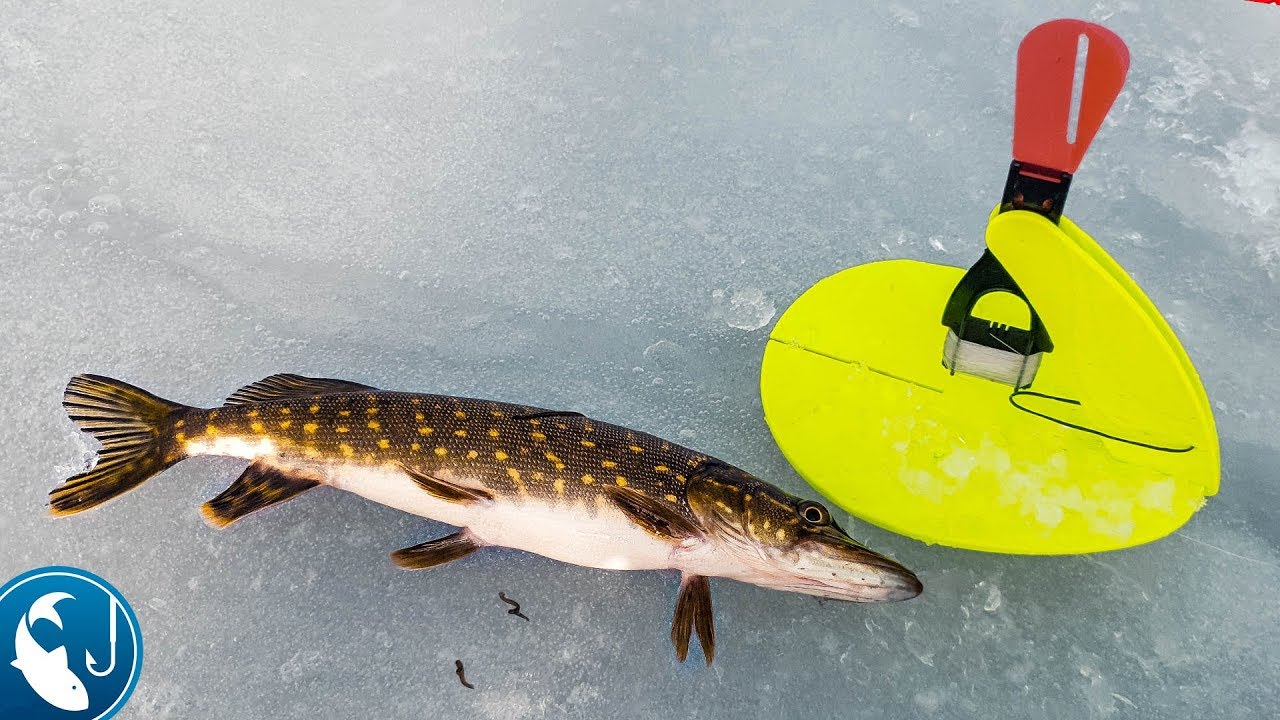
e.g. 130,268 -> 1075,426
224,374 -> 379,405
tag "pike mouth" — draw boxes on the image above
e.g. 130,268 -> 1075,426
780,567 -> 923,602
769,543 -> 923,602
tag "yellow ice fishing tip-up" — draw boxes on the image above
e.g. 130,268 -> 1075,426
760,20 -> 1218,555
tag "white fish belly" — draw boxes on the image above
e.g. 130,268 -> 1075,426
323,463 -> 679,571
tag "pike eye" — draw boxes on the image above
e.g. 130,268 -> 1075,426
798,501 -> 830,526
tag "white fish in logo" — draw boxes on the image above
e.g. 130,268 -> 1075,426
11,591 -> 90,711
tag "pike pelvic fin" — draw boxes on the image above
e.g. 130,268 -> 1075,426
52,374 -> 188,516
201,462 -> 321,528
391,530 -> 483,570
223,374 -> 379,406
604,485 -> 702,541
671,573 -> 716,665
400,464 -> 494,505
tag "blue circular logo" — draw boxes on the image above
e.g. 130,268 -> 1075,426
0,567 -> 142,720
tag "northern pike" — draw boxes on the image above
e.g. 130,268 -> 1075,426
53,373 -> 922,663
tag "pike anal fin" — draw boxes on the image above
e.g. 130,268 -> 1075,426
671,573 -> 716,665
201,462 -> 320,528
391,530 -> 483,570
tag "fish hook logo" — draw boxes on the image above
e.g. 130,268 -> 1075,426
1,567 -> 142,720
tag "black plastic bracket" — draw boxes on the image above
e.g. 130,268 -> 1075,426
999,160 -> 1072,223
940,249 -> 1053,359
938,159 -> 1070,375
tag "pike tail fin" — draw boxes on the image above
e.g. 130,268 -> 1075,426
52,374 -> 189,516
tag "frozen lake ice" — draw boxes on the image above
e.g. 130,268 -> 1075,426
2,1 -> 1278,718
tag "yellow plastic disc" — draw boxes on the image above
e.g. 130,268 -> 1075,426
761,210 -> 1219,554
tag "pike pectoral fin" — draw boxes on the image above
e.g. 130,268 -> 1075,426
201,462 -> 320,528
605,486 -> 702,541
391,530 -> 483,570
400,465 -> 494,505
671,573 -> 715,665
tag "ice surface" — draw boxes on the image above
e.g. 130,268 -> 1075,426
2,1 -> 1279,718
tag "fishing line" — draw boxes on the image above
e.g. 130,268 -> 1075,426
1008,389 -> 1194,453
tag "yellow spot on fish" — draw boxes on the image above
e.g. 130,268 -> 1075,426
676,474 -> 687,484
418,427 -> 433,436
411,398 -> 421,405
507,467 -> 526,495
629,445 -> 644,454
174,419 -> 185,429
366,407 -> 378,415
582,474 -> 595,485
411,442 -> 421,451
378,439 -> 390,450
615,476 -> 628,487
775,528 -> 786,541
310,404 -> 320,414
655,465 -> 670,473
205,425 -> 220,436
336,426 -> 349,433
531,431 -> 546,441
583,422 -> 595,433
175,431 -> 186,442
340,443 -> 355,458
556,423 -> 568,430
580,439 -> 596,448
661,442 -> 671,451
601,460 -> 617,469
665,494 -> 678,503
364,452 -> 375,462
545,451 -> 563,464
529,419 -> 541,427
453,429 -> 467,438
763,519 -> 771,530
208,410 -> 219,420
467,450 -> 478,460
454,410 -> 467,419
435,447 -> 448,456
339,410 -> 351,417
280,408 -> 291,415
495,450 -> 509,461
303,446 -> 321,459
367,395 -> 377,402
554,477 -> 565,495
490,410 -> 503,418
246,410 -> 258,418
743,494 -> 751,502
279,420 -> 293,430
368,420 -> 381,431
251,421 -> 265,434
304,422 -> 318,434
533,471 -> 546,481
488,429 -> 500,438
415,412 -> 425,421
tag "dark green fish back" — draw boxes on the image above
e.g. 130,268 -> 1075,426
184,391 -> 710,513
